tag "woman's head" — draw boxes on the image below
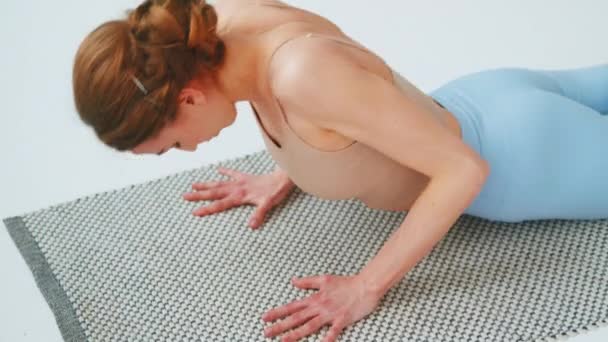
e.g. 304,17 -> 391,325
73,0 -> 236,155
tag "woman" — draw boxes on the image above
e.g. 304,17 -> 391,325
72,0 -> 608,341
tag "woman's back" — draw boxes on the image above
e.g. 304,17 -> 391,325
216,0 -> 344,36
212,0 -> 465,211
218,0 -> 459,150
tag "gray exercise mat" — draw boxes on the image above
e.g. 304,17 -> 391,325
4,150 -> 608,341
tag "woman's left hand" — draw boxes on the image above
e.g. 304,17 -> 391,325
261,274 -> 382,342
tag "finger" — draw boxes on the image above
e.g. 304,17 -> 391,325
217,167 -> 243,179
291,275 -> 327,290
263,307 -> 317,338
191,180 -> 232,191
192,197 -> 239,216
262,297 -> 311,323
248,201 -> 273,228
183,188 -> 229,201
321,319 -> 346,342
281,315 -> 326,342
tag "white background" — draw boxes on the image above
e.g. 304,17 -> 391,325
1,0 -> 607,341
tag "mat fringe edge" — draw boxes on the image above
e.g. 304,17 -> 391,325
2,216 -> 88,342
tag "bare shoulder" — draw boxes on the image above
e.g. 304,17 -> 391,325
219,0 -> 389,145
268,37 -> 345,89
267,34 -> 391,118
268,40 -> 359,114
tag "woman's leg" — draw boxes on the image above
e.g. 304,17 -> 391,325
431,65 -> 608,222
496,86 -> 608,222
537,63 -> 608,115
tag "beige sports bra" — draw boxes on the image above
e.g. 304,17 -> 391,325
250,32 -> 446,150
250,31 -> 448,210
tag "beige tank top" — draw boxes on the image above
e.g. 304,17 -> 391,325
250,32 -> 449,211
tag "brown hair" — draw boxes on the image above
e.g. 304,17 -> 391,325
72,0 -> 226,151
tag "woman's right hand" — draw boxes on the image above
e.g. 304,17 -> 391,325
182,167 -> 295,229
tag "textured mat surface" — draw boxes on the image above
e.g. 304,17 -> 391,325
3,150 -> 608,342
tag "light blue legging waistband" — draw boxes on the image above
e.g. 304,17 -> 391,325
429,64 -> 608,223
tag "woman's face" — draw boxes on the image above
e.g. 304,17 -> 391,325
131,85 -> 236,156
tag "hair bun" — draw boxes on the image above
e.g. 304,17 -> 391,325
184,1 -> 223,67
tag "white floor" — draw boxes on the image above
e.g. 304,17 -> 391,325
1,0 -> 607,341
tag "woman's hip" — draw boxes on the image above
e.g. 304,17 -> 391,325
429,66 -> 608,222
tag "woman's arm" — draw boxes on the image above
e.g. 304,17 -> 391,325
358,168 -> 487,298
270,40 -> 490,295
260,39 -> 490,342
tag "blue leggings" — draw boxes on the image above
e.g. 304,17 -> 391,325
429,64 -> 608,223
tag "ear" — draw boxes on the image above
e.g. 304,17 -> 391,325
178,87 -> 207,105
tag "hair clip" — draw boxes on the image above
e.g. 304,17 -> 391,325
130,74 -> 148,95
